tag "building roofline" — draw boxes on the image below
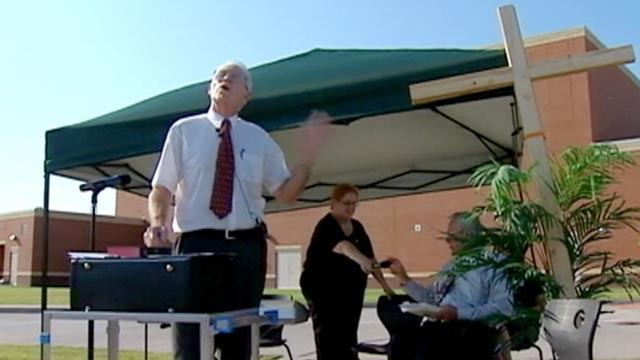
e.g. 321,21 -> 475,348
483,26 -> 595,49
597,138 -> 640,153
484,26 -> 640,88
0,208 -> 147,225
0,209 -> 39,220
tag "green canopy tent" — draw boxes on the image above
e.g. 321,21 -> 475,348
41,48 -> 521,309
45,48 -> 519,210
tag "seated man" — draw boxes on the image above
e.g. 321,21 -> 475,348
382,212 -> 514,360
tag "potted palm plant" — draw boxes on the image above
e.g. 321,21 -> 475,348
463,144 -> 640,299
452,144 -> 640,355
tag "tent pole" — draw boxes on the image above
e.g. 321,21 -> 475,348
86,190 -> 101,360
40,172 -> 51,360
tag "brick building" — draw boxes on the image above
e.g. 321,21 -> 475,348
0,209 -> 146,286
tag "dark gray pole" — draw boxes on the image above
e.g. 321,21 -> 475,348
40,172 -> 50,360
87,190 -> 100,360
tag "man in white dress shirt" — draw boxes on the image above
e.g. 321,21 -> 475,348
145,60 -> 331,360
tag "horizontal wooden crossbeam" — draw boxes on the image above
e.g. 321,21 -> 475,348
410,45 -> 635,105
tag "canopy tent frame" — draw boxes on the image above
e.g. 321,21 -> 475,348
45,84 -> 521,203
46,108 -> 520,203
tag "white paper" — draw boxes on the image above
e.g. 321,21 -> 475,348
400,301 -> 443,317
67,252 -> 119,259
260,300 -> 295,320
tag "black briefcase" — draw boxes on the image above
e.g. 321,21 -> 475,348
70,253 -> 236,313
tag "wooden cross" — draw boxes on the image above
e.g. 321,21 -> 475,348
409,5 -> 636,297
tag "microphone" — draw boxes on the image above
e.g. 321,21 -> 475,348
79,174 -> 132,192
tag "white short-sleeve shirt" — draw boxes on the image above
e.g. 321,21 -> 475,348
152,111 -> 291,232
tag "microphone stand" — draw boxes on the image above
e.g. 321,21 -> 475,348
86,186 -> 105,360
77,174 -> 130,360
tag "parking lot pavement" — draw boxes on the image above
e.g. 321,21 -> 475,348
2,305 -> 640,359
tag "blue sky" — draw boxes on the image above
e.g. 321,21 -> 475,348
0,0 -> 638,215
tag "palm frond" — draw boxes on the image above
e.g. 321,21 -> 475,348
552,145 -> 636,210
467,144 -> 639,300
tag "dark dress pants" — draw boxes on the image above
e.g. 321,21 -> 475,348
376,295 -> 422,360
303,285 -> 365,360
377,295 -> 422,335
390,319 -> 497,360
172,229 -> 266,360
377,295 -> 496,360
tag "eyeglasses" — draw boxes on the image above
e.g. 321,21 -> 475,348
340,200 -> 359,207
213,70 -> 246,83
438,232 -> 462,242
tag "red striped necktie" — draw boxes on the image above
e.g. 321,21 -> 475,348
210,118 -> 235,218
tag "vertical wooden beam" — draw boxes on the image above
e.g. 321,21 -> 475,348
498,5 -> 577,297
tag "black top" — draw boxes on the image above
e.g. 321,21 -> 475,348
300,213 -> 375,295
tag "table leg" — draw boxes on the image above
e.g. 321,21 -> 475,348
251,323 -> 259,360
200,320 -> 213,360
42,313 -> 51,360
107,320 -> 120,360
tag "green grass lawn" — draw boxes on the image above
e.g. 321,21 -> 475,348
0,286 -> 312,306
0,345 -> 282,360
0,345 -> 172,360
0,286 -> 392,306
0,286 -> 70,305
1,344 -> 636,360
0,285 -> 636,306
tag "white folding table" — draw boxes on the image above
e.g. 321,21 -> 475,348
41,308 -> 268,360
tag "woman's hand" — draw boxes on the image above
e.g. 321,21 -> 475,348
382,284 -> 396,297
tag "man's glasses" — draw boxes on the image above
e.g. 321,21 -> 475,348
340,200 -> 359,207
213,70 -> 245,83
438,232 -> 462,241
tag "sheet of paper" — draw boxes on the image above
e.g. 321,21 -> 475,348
67,252 -> 119,259
399,302 -> 443,317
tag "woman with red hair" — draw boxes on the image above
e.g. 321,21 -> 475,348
300,183 -> 393,360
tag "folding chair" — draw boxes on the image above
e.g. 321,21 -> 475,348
260,323 -> 293,360
259,293 -> 309,360
353,294 -> 420,357
496,278 -> 546,360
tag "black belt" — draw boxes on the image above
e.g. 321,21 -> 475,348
184,227 -> 264,240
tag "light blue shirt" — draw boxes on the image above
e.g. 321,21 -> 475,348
404,256 -> 514,323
